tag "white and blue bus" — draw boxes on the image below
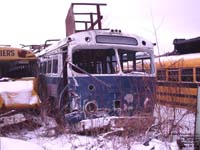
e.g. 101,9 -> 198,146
37,29 -> 156,126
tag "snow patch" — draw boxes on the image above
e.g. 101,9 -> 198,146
0,137 -> 44,150
0,80 -> 38,105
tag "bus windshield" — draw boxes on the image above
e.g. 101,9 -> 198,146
0,60 -> 37,79
72,49 -> 118,74
72,48 -> 153,75
118,49 -> 152,74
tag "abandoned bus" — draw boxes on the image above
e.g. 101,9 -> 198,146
156,54 -> 199,111
37,29 -> 156,126
156,37 -> 200,111
0,46 -> 40,115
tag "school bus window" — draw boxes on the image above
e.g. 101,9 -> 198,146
157,69 -> 166,80
47,60 -> 52,73
0,60 -> 37,78
168,68 -> 179,81
196,68 -> 200,82
181,68 -> 193,82
52,59 -> 58,73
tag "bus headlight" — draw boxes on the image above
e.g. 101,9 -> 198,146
85,101 -> 97,113
85,37 -> 91,42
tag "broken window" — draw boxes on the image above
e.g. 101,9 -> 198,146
118,50 -> 152,74
72,49 -> 119,74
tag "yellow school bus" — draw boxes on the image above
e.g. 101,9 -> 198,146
155,53 -> 200,111
0,46 -> 40,114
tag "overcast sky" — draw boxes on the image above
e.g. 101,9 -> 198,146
0,0 -> 199,55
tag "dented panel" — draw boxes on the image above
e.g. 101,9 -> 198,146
68,76 -> 155,117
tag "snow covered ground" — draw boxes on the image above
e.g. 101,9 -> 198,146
0,131 -> 180,150
0,137 -> 43,150
0,105 -> 197,150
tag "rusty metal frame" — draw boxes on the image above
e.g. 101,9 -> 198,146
65,3 -> 107,36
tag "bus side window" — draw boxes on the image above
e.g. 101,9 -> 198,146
181,68 -> 193,82
44,61 -> 47,74
47,60 -> 52,73
157,69 -> 166,81
196,68 -> 200,82
40,62 -> 43,73
168,68 -> 179,81
52,59 -> 58,73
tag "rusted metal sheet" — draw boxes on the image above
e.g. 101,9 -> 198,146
65,4 -> 75,36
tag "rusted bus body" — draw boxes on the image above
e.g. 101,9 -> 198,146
37,29 -> 156,126
155,53 -> 200,111
0,46 -> 40,113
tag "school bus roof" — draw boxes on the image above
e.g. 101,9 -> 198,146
155,53 -> 200,68
0,47 -> 36,60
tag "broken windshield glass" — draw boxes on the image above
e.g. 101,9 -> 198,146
72,49 -> 119,74
118,49 -> 152,74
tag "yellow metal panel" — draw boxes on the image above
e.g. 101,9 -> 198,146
156,92 -> 196,111
156,86 -> 197,95
0,98 -> 3,108
156,56 -> 200,69
0,47 -> 36,60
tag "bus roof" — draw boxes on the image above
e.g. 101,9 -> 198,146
155,53 -> 200,68
0,47 -> 36,60
37,29 -> 154,57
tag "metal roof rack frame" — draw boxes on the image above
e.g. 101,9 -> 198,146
65,3 -> 107,36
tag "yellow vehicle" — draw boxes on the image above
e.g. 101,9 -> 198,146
0,46 -> 40,115
156,38 -> 200,111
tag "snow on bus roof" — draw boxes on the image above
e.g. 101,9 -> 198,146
37,30 -> 154,57
68,30 -> 154,48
